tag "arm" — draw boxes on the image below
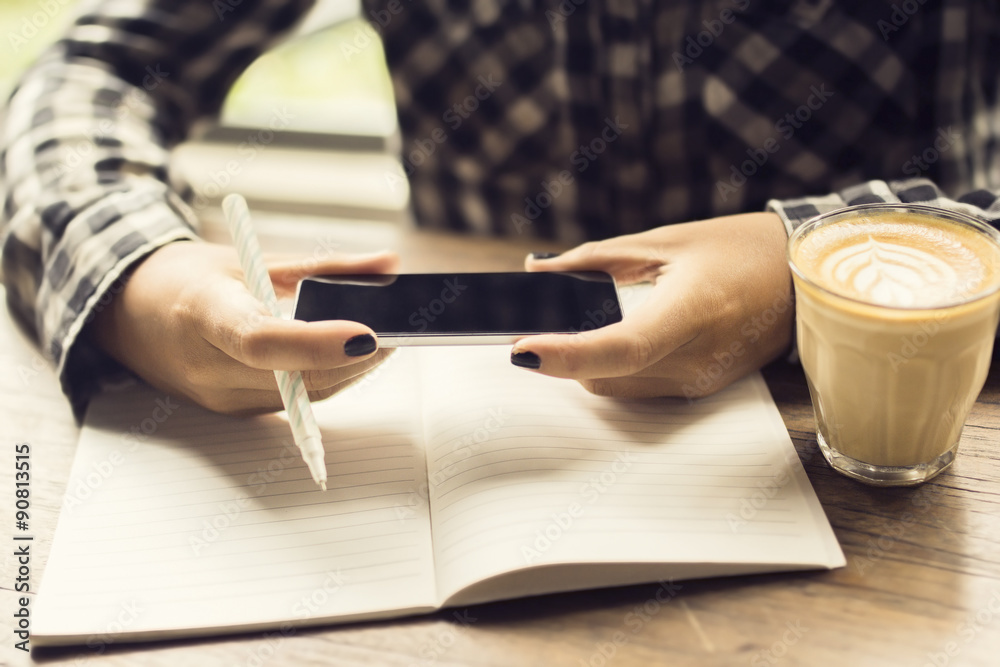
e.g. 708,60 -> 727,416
1,0 -> 389,415
513,178 -> 1000,398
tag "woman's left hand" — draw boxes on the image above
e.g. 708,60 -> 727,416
512,212 -> 795,399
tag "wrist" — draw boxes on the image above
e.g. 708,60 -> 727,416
85,241 -> 192,362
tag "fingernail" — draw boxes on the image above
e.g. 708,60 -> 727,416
344,334 -> 377,357
529,252 -> 561,260
511,350 -> 541,369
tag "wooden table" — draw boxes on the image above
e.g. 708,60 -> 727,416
2,225 -> 999,667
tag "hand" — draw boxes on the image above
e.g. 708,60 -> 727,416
513,212 -> 794,399
88,241 -> 398,414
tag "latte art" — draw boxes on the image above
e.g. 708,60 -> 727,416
793,216 -> 1000,308
820,236 -> 966,307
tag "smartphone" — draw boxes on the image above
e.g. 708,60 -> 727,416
293,271 -> 622,345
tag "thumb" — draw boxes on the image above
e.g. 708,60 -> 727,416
524,233 -> 669,285
194,275 -> 380,371
510,276 -> 697,380
268,250 -> 400,293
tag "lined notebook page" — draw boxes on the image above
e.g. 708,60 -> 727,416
34,351 -> 436,644
417,347 -> 844,604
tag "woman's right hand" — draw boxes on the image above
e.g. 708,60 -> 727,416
88,241 -> 398,415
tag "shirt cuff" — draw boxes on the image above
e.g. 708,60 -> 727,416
45,188 -> 200,418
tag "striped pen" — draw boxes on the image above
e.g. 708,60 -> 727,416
223,194 -> 327,490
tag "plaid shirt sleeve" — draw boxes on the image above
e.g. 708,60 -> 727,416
0,0 -> 313,413
768,178 -> 1000,235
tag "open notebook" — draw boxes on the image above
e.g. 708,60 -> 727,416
34,345 -> 844,646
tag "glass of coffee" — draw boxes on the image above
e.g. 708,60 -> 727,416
787,203 -> 1000,486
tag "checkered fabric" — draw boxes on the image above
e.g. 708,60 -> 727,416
2,0 -> 999,410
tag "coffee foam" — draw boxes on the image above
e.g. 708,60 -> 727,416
792,213 -> 1000,308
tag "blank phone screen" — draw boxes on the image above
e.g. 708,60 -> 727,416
294,272 -> 622,336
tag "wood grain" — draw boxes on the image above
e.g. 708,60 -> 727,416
2,226 -> 999,667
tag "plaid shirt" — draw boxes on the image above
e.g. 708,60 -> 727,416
2,0 -> 1000,411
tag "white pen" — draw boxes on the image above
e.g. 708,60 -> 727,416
222,194 -> 328,490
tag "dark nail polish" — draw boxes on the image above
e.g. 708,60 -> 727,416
530,252 -> 561,260
344,334 -> 377,357
511,350 -> 541,369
